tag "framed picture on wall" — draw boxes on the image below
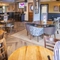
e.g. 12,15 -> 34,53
54,6 -> 59,11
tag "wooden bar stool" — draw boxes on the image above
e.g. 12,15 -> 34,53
0,29 -> 8,60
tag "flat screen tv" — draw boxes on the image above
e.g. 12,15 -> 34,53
18,2 -> 25,8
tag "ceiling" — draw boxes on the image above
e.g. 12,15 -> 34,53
0,0 -> 25,6
0,2 -> 9,6
0,0 -> 15,6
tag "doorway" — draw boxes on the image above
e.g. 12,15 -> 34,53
40,4 -> 48,21
28,3 -> 33,22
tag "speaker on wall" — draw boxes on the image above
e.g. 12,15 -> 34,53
25,0 -> 27,2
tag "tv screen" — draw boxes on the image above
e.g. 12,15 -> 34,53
19,2 -> 25,8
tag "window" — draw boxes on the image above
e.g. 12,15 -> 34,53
3,6 -> 5,13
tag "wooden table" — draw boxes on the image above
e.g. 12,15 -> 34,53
40,20 -> 54,25
8,45 -> 53,60
33,20 -> 54,25
0,20 -> 13,25
26,21 -> 54,28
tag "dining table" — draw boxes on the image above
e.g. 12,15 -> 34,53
0,20 -> 13,25
25,20 -> 54,28
33,20 -> 54,25
8,45 -> 53,60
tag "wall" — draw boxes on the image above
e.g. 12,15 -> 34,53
25,0 -> 40,21
2,0 -> 15,3
41,1 -> 60,19
49,2 -> 60,13
24,3 -> 28,21
7,3 -> 15,12
15,0 -> 24,2
41,1 -> 60,13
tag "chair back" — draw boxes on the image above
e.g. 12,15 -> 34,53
44,26 -> 56,36
0,37 -> 8,60
25,24 -> 30,33
44,36 -> 59,51
29,26 -> 44,36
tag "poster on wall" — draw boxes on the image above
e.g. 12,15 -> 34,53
54,6 -> 59,11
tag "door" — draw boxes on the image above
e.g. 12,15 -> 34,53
40,4 -> 48,24
28,3 -> 33,22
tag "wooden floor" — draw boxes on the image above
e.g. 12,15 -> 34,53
6,21 -> 60,58
6,22 -> 25,57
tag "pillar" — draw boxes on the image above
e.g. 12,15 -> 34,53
33,0 -> 40,21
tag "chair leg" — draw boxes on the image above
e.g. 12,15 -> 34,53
10,27 -> 12,33
57,30 -> 59,34
37,37 -> 39,42
54,34 -> 56,38
30,35 -> 32,40
5,53 -> 8,60
27,31 -> 28,36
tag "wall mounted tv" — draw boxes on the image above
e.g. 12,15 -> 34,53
18,2 -> 25,8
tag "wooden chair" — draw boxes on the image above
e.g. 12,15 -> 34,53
0,38 -> 8,60
0,29 -> 8,60
6,22 -> 14,33
44,36 -> 59,51
13,22 -> 24,32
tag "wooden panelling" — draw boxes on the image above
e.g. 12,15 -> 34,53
28,12 -> 33,22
